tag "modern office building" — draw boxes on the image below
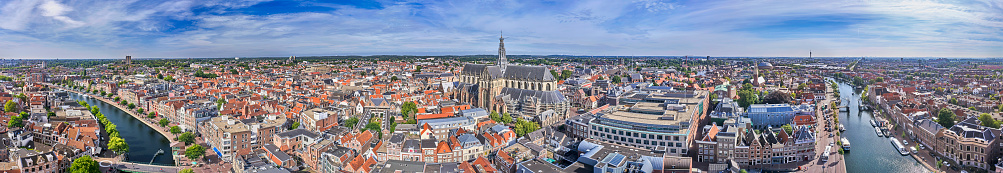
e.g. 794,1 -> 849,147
588,90 -> 709,156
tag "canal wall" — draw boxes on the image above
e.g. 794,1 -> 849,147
47,83 -> 176,141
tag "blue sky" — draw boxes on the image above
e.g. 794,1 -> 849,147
0,0 -> 1000,59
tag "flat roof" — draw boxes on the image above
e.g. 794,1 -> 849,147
602,102 -> 695,127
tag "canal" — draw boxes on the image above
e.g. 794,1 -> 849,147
834,79 -> 926,173
69,92 -> 175,165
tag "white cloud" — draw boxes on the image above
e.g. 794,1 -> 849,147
39,0 -> 84,27
0,0 -> 1000,59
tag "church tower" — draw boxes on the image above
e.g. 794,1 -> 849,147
498,32 -> 507,74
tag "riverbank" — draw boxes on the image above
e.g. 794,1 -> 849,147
46,83 -> 176,142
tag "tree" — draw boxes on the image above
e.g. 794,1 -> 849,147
612,76 -> 622,83
979,113 -> 1000,128
742,83 -> 754,91
782,124 -> 793,134
127,103 -> 135,109
4,100 -> 16,112
343,117 -> 360,127
762,91 -> 793,104
185,144 -> 205,161
147,112 -> 157,118
938,108 -> 956,128
120,100 -> 127,105
47,112 -> 55,117
114,97 -> 121,101
489,110 -> 500,122
163,75 -> 173,81
737,90 -> 759,108
178,132 -> 195,145
230,69 -> 239,74
69,156 -> 100,173
550,70 -> 560,80
159,119 -> 170,127
391,76 -> 399,81
514,118 -> 540,137
414,66 -> 422,72
7,115 -> 23,128
400,101 -> 418,120
501,113 -> 512,124
157,73 -> 164,79
179,168 -> 194,173
170,126 -> 182,134
216,98 -> 226,109
560,70 -> 573,80
289,121 -> 300,130
109,137 -> 129,153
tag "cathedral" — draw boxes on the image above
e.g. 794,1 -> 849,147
457,34 -> 569,126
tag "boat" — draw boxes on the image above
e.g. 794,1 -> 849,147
875,127 -> 883,137
870,120 -> 877,127
890,137 -> 910,155
839,124 -> 846,132
841,137 -> 851,151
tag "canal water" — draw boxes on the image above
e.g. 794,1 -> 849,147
834,79 -> 927,173
69,92 -> 175,165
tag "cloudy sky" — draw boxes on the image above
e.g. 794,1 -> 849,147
0,0 -> 1001,59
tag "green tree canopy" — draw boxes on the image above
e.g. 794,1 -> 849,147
178,132 -> 196,145
938,108 -> 956,128
109,137 -> 129,153
185,144 -> 205,161
179,168 -> 194,173
159,119 -> 170,127
289,121 -> 300,130
343,117 -> 360,127
489,110 -> 500,123
978,113 -> 1000,128
400,101 -> 418,120
737,90 -> 759,108
170,126 -> 182,134
782,124 -> 793,134
4,100 -> 16,112
7,114 -> 23,128
69,156 -> 99,173
500,113 -> 512,124
514,118 -> 540,137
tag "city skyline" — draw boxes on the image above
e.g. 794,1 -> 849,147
0,0 -> 1001,59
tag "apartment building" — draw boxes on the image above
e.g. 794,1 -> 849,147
201,116 -> 254,161
936,117 -> 1002,169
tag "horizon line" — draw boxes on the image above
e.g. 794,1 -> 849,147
3,55 -> 1002,60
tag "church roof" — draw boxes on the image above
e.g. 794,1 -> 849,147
461,64 -> 489,75
503,65 -> 555,81
499,87 -> 568,104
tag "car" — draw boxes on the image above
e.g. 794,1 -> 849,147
903,140 -> 909,145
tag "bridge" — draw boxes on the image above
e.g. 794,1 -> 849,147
95,157 -> 180,173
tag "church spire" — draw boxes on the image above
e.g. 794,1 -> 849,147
498,31 -> 507,74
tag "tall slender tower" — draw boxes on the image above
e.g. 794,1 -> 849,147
498,31 -> 507,74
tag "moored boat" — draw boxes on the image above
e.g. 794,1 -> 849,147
841,137 -> 850,151
890,137 -> 910,155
